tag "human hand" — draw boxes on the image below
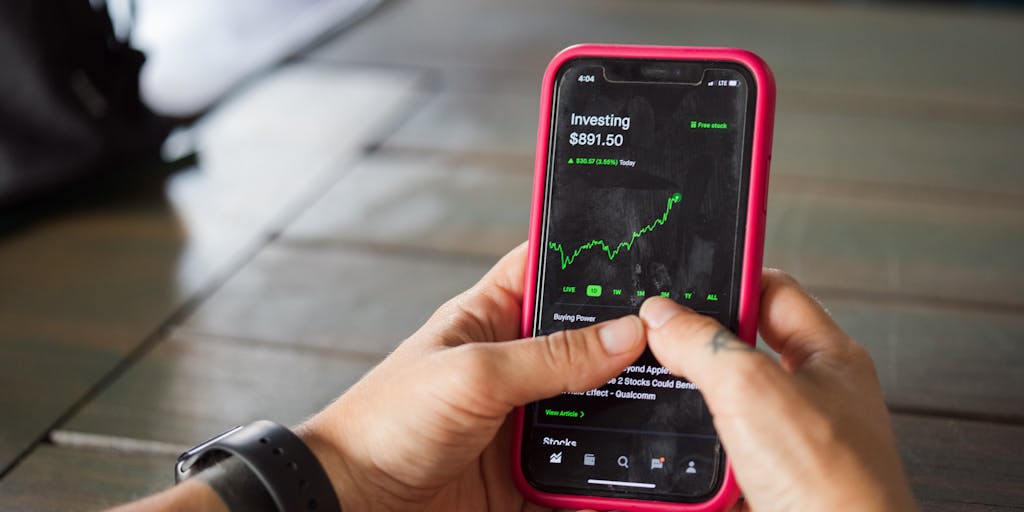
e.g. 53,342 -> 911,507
639,270 -> 917,512
298,242 -> 647,512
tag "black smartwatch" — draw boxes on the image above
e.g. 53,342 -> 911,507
176,420 -> 341,512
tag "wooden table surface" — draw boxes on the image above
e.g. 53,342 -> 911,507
1,0 -> 1022,510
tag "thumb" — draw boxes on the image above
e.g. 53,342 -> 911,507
640,297 -> 782,410
463,315 -> 646,408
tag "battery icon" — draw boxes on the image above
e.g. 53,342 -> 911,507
728,80 -> 738,87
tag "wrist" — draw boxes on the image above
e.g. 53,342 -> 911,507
108,479 -> 229,512
175,421 -> 341,512
295,415 -> 375,512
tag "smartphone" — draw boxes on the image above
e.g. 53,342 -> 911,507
512,45 -> 775,511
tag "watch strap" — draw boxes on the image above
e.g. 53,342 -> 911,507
176,420 -> 341,512
194,453 -> 276,511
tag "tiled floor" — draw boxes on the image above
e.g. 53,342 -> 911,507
1,0 -> 1023,510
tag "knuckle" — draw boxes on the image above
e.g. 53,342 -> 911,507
694,315 -> 725,333
661,311 -> 721,341
539,329 -> 593,385
844,339 -> 879,375
452,295 -> 496,341
431,283 -> 522,345
464,284 -> 520,333
765,268 -> 800,287
542,329 -> 577,367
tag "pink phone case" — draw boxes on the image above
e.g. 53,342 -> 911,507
513,44 -> 776,512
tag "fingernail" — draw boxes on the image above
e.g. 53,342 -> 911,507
640,298 -> 686,329
598,316 -> 640,355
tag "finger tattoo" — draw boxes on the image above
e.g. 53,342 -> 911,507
708,329 -> 754,354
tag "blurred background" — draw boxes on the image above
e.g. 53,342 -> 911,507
0,0 -> 1022,509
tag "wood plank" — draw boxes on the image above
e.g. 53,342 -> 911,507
63,333 -> 375,444
895,415 -> 1024,510
0,201 -> 195,473
194,65 -> 421,153
920,504 -> 1014,512
180,245 -> 495,353
310,0 -> 1024,110
383,91 -> 537,157
764,193 -> 1024,308
379,89 -> 1024,203
0,446 -> 172,512
0,331 -> 119,478
822,298 -> 1024,420
284,155 -> 533,257
0,65 -> 420,472
771,107 -> 1024,204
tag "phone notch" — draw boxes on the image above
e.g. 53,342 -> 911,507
602,60 -> 705,85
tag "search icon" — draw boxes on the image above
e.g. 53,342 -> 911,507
617,456 -> 629,468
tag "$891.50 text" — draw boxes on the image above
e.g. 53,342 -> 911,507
568,132 -> 625,146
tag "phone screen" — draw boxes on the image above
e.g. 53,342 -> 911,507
523,58 -> 756,502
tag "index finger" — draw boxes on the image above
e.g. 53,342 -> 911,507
473,240 -> 529,298
417,241 -> 528,346
759,269 -> 852,371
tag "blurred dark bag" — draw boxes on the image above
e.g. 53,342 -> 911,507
0,0 -> 169,208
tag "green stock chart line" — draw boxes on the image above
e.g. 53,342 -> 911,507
548,192 -> 682,270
